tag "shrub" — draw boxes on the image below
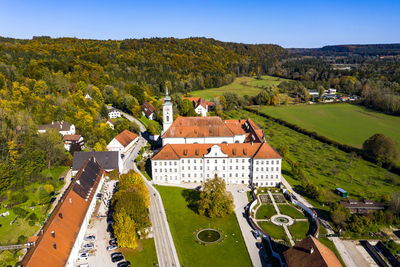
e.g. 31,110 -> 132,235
12,207 -> 29,218
17,235 -> 27,244
9,193 -> 28,206
28,212 -> 38,222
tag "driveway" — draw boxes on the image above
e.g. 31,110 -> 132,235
227,184 -> 264,267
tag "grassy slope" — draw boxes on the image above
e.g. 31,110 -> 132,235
191,75 -> 286,100
0,166 -> 68,245
254,104 -> 400,150
122,238 -> 158,267
156,186 -> 252,267
227,109 -> 400,209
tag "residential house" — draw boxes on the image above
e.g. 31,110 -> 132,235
182,97 -> 208,116
106,130 -> 138,155
72,151 -> 122,175
308,90 -> 319,98
63,134 -> 84,151
141,102 -> 155,120
21,157 -> 105,267
38,121 -> 75,136
108,108 -> 121,119
283,235 -> 343,267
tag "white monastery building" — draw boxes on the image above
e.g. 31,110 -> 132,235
151,90 -> 282,186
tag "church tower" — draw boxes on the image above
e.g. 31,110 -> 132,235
162,87 -> 173,133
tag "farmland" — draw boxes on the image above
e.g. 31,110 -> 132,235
227,109 -> 400,212
191,75 -> 288,100
251,103 -> 400,150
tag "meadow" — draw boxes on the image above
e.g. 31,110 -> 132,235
227,109 -> 400,212
191,75 -> 287,100
252,103 -> 400,150
156,186 -> 252,267
122,238 -> 158,267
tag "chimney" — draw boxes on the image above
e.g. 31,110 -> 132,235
309,246 -> 314,254
69,198 -> 72,204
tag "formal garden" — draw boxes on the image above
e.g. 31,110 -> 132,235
156,183 -> 252,267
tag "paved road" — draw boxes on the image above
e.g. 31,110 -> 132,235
133,165 -> 180,267
122,136 -> 147,173
281,175 -> 357,267
228,185 -> 265,267
106,105 -> 146,133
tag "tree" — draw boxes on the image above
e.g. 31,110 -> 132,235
178,99 -> 197,116
390,192 -> 400,215
330,203 -> 350,230
197,177 -> 234,218
35,129 -> 67,168
113,208 -> 138,249
362,133 -> 400,165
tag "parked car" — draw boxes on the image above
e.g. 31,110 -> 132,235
107,244 -> 118,251
112,255 -> 124,263
109,239 -> 117,245
252,230 -> 261,240
84,235 -> 95,241
77,264 -> 89,267
78,252 -> 89,260
117,261 -> 131,267
237,189 -> 246,193
111,252 -> 123,258
58,177 -> 64,181
83,243 -> 94,249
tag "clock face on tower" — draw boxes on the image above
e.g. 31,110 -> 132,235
165,107 -> 170,112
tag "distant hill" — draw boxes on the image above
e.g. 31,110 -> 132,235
287,43 -> 400,57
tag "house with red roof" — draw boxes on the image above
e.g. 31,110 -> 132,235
141,102 -> 156,120
106,129 -> 139,154
182,97 -> 209,116
63,134 -> 84,151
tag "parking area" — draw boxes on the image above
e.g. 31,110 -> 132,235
74,179 -> 130,267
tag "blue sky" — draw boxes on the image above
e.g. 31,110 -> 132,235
0,0 -> 399,47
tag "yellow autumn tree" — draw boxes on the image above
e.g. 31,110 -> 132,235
113,208 -> 138,249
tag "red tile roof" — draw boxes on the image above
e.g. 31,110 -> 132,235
62,134 -> 82,142
115,130 -> 138,147
141,102 -> 155,117
21,157 -> 104,267
152,142 -> 280,160
283,235 -> 343,267
162,116 -> 235,138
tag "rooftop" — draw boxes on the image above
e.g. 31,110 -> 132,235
141,102 -> 155,117
21,157 -> 103,267
152,142 -> 281,160
38,121 -> 73,132
115,129 -> 138,147
62,134 -> 82,142
72,151 -> 120,171
283,235 -> 342,267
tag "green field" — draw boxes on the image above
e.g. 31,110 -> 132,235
252,103 -> 400,150
191,76 -> 287,100
156,186 -> 252,267
122,238 -> 158,267
227,109 -> 400,211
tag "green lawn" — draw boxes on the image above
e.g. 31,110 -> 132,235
278,204 -> 306,219
156,186 -> 252,267
289,221 -> 309,241
191,76 -> 287,100
258,221 -> 286,240
252,103 -> 400,150
227,109 -> 400,209
0,166 -> 68,245
122,238 -> 158,267
256,204 -> 276,219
